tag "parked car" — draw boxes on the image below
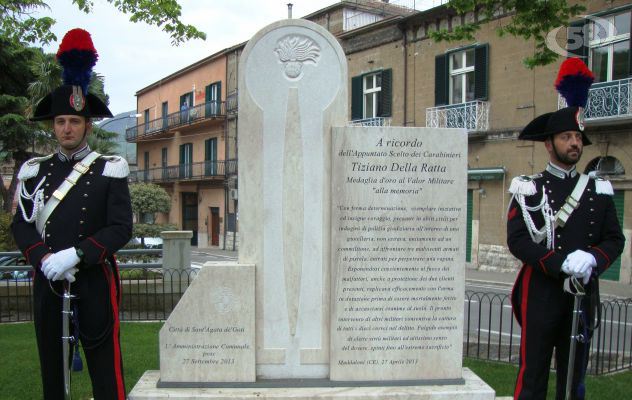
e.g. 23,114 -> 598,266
131,237 -> 163,249
0,255 -> 30,280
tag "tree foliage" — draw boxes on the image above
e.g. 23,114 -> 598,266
430,0 -> 586,68
0,0 -> 206,46
129,183 -> 171,217
0,211 -> 17,251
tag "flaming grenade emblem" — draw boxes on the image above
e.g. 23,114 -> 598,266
274,35 -> 321,80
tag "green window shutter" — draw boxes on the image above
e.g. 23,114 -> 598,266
435,54 -> 448,106
568,19 -> 588,60
474,44 -> 489,101
378,69 -> 392,117
602,191 -> 625,281
351,75 -> 363,120
466,189 -> 473,262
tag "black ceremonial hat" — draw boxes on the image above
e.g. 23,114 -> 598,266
32,85 -> 113,121
31,28 -> 112,121
519,58 -> 594,145
519,106 -> 591,145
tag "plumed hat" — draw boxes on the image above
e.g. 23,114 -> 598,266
519,58 -> 594,145
31,28 -> 113,121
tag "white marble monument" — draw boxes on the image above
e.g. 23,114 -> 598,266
129,17 -> 496,400
238,18 -> 347,379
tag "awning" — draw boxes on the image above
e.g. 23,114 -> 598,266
468,167 -> 505,181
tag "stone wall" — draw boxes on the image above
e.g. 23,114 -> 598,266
476,244 -> 521,274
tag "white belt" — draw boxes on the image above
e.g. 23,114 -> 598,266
554,173 -> 589,228
36,151 -> 101,235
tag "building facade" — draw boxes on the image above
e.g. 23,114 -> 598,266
127,49 -> 238,247
304,0 -> 630,282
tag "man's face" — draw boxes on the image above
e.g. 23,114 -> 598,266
53,115 -> 91,152
545,130 -> 583,168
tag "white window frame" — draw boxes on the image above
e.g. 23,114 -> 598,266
449,48 -> 475,105
363,73 -> 381,119
588,10 -> 631,82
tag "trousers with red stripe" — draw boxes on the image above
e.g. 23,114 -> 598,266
33,263 -> 125,400
513,265 -> 589,400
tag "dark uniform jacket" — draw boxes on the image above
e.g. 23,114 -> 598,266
11,149 -> 133,269
507,164 -> 625,325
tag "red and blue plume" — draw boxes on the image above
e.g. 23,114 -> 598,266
56,28 -> 98,95
555,58 -> 594,108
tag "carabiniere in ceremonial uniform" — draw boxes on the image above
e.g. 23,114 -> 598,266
507,59 -> 625,400
11,29 -> 132,400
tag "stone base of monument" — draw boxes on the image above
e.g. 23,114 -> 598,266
128,368 -> 495,399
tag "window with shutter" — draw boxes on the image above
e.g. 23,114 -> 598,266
438,44 -> 489,105
379,69 -> 392,117
351,69 -> 393,120
351,76 -> 363,120
435,54 -> 448,106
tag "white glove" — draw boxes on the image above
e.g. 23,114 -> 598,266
63,268 -> 79,283
564,250 -> 596,283
41,248 -> 80,281
561,259 -> 572,275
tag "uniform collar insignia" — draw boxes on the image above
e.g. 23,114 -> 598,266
57,144 -> 91,162
546,162 -> 577,179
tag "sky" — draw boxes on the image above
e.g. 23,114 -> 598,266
34,0 -> 345,115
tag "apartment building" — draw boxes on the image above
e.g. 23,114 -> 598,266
127,48 -> 239,247
302,0 -> 631,281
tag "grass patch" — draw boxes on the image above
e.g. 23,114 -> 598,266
0,322 -> 161,400
1,322 -> 630,399
465,357 -> 632,399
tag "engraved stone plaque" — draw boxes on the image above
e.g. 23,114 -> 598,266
159,263 -> 255,383
330,127 -> 467,381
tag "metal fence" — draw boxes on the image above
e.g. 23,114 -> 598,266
464,291 -> 632,375
1,257 -> 630,375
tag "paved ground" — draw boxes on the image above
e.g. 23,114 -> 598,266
194,246 -> 631,299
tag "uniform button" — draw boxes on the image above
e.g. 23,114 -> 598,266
83,194 -> 88,197
80,221 -> 84,224
551,200 -> 555,204
548,190 -> 552,193
82,207 -> 86,211
557,234 -> 561,238
590,208 -> 594,212
557,246 -> 562,250
46,221 -> 50,225
587,188 -> 591,192
45,195 -> 49,199
86,181 -> 90,185
46,234 -> 50,238
589,197 -> 593,201
589,233 -> 593,237
78,234 -> 83,238
546,180 -> 550,184
45,183 -> 49,187
49,163 -> 53,166
590,221 -> 595,225
47,173 -> 51,176
89,171 -> 94,175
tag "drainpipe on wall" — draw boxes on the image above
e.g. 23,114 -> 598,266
402,24 -> 408,126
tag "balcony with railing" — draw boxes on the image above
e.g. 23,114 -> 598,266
226,91 -> 238,114
348,117 -> 392,127
126,100 -> 227,142
558,77 -> 632,123
129,159 -> 237,184
426,100 -> 490,132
